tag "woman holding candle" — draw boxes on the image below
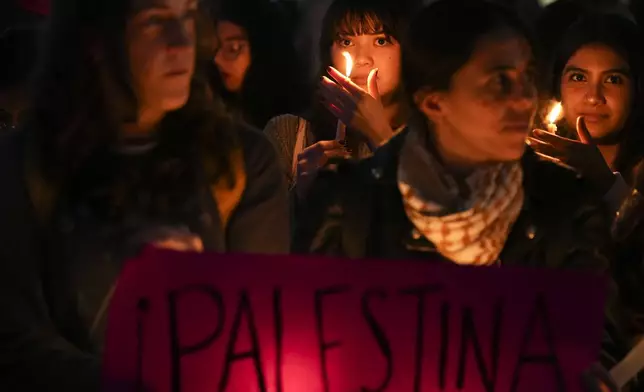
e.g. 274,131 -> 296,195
0,0 -> 289,389
528,13 -> 644,213
264,0 -> 412,198
295,0 -> 628,388
528,15 -> 644,386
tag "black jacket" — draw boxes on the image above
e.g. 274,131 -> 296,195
613,186 -> 644,338
295,130 -> 628,369
0,125 -> 289,391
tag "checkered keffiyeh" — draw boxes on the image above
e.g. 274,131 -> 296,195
397,130 -> 525,266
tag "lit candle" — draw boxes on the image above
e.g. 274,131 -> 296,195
335,52 -> 353,141
546,102 -> 562,134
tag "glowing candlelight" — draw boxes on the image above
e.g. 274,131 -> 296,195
335,52 -> 353,141
546,102 -> 562,134
342,51 -> 353,78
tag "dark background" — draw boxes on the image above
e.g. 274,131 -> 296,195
0,0 -> 638,82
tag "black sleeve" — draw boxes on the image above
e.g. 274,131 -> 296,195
226,126 -> 290,254
0,134 -> 101,391
292,168 -> 349,256
0,250 -> 101,391
562,200 -> 630,370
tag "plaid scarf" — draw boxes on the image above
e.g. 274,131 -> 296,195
397,128 -> 525,265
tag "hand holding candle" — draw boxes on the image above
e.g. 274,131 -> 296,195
320,62 -> 394,149
528,116 -> 616,193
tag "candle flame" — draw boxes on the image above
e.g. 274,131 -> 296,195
342,52 -> 353,77
547,102 -> 562,124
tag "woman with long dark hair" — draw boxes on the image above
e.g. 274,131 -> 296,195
296,0 -> 628,388
209,0 -> 309,129
530,13 -> 644,212
0,0 -> 288,389
528,15 -> 644,344
264,0 -> 411,199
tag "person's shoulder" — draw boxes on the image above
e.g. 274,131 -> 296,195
263,114 -> 308,138
236,122 -> 274,154
265,113 -> 304,127
234,123 -> 282,174
262,114 -> 313,172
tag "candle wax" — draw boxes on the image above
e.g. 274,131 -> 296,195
547,123 -> 557,134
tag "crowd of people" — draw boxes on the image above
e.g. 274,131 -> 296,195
2,0 -> 644,390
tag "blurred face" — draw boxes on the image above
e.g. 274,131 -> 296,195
330,30 -> 401,98
560,44 -> 633,143
127,0 -> 197,115
418,30 -> 537,165
214,21 -> 251,93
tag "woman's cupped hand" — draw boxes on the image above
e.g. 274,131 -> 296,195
528,116 -> 616,194
319,66 -> 394,149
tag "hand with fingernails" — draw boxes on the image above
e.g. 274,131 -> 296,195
294,139 -> 351,200
528,116 -> 616,194
320,66 -> 394,149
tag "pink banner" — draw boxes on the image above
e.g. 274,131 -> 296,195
102,248 -> 607,392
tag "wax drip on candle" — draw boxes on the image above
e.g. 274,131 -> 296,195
342,51 -> 353,78
335,52 -> 353,141
546,102 -> 562,134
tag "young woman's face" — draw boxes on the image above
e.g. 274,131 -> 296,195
560,44 -> 633,142
421,30 -> 537,163
214,21 -> 251,93
330,30 -> 401,98
126,0 -> 197,114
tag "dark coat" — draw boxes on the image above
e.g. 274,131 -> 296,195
0,125 -> 289,391
294,130 -> 629,369
613,186 -> 644,338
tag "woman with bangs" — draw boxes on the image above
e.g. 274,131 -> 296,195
264,0 -> 412,199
